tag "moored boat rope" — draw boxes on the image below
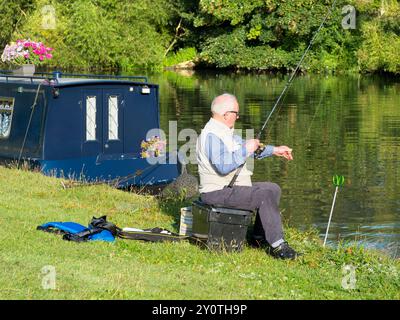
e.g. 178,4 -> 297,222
17,81 -> 44,168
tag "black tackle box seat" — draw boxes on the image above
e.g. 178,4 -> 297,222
191,199 -> 254,252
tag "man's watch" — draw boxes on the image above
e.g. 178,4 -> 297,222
254,143 -> 266,157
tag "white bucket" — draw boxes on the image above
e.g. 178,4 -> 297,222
179,206 -> 193,236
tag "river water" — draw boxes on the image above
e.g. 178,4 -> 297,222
147,70 -> 399,258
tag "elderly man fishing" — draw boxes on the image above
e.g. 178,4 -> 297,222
196,93 -> 300,260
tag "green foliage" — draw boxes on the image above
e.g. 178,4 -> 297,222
195,0 -> 343,71
197,0 -> 270,26
0,0 -> 399,74
0,0 -> 35,49
356,1 -> 400,74
64,0 -> 121,69
163,47 -> 197,67
189,0 -> 400,74
3,0 -> 183,70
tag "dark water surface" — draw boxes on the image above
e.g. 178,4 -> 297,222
147,71 -> 400,258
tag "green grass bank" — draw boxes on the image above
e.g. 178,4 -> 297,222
0,166 -> 398,300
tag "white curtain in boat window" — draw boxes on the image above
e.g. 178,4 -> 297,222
0,98 -> 14,138
86,96 -> 97,141
108,95 -> 119,140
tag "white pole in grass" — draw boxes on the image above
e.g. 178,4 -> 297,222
323,175 -> 345,247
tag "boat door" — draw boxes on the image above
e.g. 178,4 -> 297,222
102,89 -> 124,154
82,89 -> 124,157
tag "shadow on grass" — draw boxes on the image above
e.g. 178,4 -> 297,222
156,195 -> 196,231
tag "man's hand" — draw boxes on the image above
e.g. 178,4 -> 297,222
245,139 -> 260,154
273,146 -> 293,160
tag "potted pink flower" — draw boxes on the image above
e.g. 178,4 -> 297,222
1,39 -> 53,76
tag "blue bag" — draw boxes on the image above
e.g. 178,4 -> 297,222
37,219 -> 115,242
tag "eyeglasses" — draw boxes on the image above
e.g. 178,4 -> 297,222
224,111 -> 240,118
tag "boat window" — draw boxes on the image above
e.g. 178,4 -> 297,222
0,97 -> 15,139
86,96 -> 97,141
108,95 -> 119,140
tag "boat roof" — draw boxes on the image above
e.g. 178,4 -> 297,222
0,71 -> 155,87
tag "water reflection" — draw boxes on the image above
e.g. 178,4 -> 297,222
148,71 -> 400,258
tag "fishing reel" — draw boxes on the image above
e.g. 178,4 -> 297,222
254,143 -> 266,157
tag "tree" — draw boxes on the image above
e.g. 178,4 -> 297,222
0,0 -> 35,49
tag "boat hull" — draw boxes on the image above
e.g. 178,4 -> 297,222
38,154 -> 180,188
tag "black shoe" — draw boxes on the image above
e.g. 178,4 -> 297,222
270,242 -> 301,260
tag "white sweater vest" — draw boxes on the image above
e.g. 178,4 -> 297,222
196,118 -> 253,193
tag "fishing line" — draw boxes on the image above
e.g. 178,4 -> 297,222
227,0 -> 338,188
256,0 -> 338,140
263,76 -> 294,142
304,87 -> 328,148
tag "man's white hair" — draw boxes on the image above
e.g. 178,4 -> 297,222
211,93 -> 238,115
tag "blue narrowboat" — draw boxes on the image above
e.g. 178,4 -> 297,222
0,71 -> 179,187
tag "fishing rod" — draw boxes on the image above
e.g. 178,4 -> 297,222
256,0 -> 337,140
227,0 -> 338,188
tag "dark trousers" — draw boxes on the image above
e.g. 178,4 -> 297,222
200,182 -> 284,245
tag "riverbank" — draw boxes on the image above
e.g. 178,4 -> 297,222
0,166 -> 398,299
